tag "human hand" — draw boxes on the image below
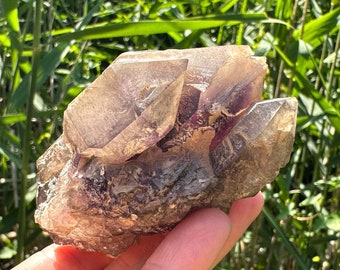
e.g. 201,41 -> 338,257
13,192 -> 263,270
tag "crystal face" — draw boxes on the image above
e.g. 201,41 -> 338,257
35,46 -> 298,256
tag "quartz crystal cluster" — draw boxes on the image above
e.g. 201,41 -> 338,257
35,46 -> 298,256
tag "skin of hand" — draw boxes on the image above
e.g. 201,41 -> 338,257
13,192 -> 264,270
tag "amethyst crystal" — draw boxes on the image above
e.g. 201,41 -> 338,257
35,46 -> 297,256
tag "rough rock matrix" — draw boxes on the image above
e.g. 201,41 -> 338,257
35,46 -> 298,256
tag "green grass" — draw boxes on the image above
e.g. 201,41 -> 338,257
0,0 -> 339,269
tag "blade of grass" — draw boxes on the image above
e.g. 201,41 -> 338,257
6,42 -> 70,113
16,0 -> 42,263
0,114 -> 26,125
7,0 -> 106,113
271,43 -> 340,133
220,0 -> 239,13
55,13 -> 268,42
0,142 -> 21,168
235,0 -> 248,45
263,206 -> 310,270
2,0 -> 22,96
292,7 -> 340,49
328,28 -> 340,92
2,0 -> 20,33
173,29 -> 205,48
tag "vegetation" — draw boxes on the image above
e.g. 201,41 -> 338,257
0,0 -> 339,269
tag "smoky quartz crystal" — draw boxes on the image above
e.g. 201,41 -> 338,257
35,46 -> 298,256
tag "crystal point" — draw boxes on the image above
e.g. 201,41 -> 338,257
35,46 -> 297,256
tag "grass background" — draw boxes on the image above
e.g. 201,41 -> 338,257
0,0 -> 339,269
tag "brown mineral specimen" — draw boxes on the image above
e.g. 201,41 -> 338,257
35,46 -> 298,256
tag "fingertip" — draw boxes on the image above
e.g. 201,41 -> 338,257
185,208 -> 232,231
229,192 -> 264,220
212,192 -> 265,266
142,208 -> 232,270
